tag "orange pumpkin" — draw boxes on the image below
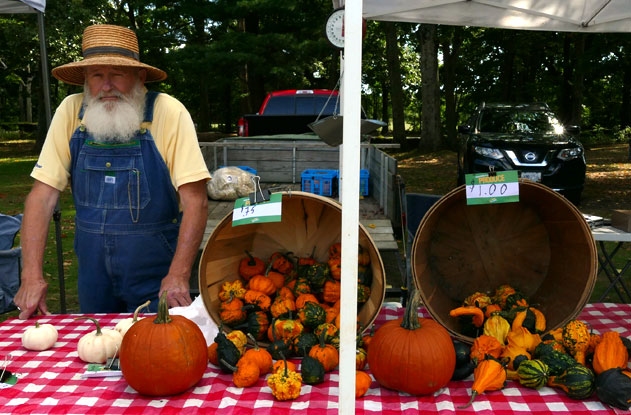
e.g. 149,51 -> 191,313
248,275 -> 277,296
272,359 -> 296,374
120,292 -> 208,396
267,271 -> 286,289
592,331 -> 629,375
356,370 -> 372,398
244,290 -> 272,312
328,243 -> 342,259
242,333 -> 273,375
270,296 -> 297,318
270,252 -> 293,274
295,293 -> 319,309
322,280 -> 341,304
470,335 -> 503,361
239,251 -> 265,281
327,259 -> 341,280
366,290 -> 456,395
308,331 -> 339,372
207,342 -> 219,366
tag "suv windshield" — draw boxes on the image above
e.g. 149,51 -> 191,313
478,108 -> 564,134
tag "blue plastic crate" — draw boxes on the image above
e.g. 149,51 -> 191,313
335,169 -> 369,196
218,165 -> 257,175
360,169 -> 369,196
301,169 -> 337,196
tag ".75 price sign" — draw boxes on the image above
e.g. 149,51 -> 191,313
465,170 -> 519,205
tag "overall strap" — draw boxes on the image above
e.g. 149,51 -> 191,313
143,91 -> 160,123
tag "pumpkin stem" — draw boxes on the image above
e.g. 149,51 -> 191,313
244,250 -> 257,265
279,351 -> 289,378
219,358 -> 238,373
247,332 -> 260,351
401,289 -> 422,331
318,327 -> 327,348
264,260 -> 275,276
153,291 -> 172,324
132,300 -> 151,323
75,316 -> 102,336
458,391 -> 478,409
35,321 -> 40,329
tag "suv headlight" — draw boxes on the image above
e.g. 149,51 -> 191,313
473,146 -> 504,159
557,147 -> 583,160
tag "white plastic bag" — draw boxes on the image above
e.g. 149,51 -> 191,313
207,167 -> 256,201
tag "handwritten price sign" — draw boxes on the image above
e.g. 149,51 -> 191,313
465,170 -> 519,205
232,193 -> 282,226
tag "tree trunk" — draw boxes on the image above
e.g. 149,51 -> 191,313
559,34 -> 573,123
243,14 -> 266,113
381,80 -> 390,134
569,34 -> 585,126
383,22 -> 406,145
419,24 -> 441,151
500,32 -> 516,102
442,27 -> 462,150
620,59 -> 631,128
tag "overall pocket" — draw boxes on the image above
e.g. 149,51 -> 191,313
74,152 -> 151,210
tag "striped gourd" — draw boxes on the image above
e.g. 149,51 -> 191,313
547,364 -> 596,400
517,359 -> 549,389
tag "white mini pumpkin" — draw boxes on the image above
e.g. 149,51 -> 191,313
22,321 -> 58,351
114,300 -> 151,337
76,317 -> 123,363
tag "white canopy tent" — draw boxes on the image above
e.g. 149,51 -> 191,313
337,1 -> 631,414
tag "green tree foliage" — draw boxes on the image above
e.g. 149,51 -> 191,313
2,3 -> 631,147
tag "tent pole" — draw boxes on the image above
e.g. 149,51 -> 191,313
37,10 -> 66,314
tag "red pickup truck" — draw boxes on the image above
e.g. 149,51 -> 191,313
237,89 -> 339,137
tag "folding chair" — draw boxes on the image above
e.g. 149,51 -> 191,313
401,193 -> 442,301
0,213 -> 23,313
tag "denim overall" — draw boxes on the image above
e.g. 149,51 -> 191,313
69,91 -> 179,313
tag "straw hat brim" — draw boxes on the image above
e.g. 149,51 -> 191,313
52,55 -> 167,86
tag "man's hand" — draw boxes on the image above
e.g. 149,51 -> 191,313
159,275 -> 192,308
159,179 -> 208,308
14,278 -> 50,319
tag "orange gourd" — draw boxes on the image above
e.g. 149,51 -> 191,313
449,306 -> 484,328
366,290 -> 456,395
459,357 -> 506,408
470,334 -> 503,361
270,252 -> 293,274
562,319 -> 591,365
592,331 -> 629,375
119,292 -> 208,396
356,370 -> 372,398
328,243 -> 342,259
277,286 -> 295,301
244,290 -> 272,312
272,359 -> 296,374
270,295 -> 296,318
242,333 -> 273,375
207,342 -> 219,366
308,330 -> 339,372
219,296 -> 247,325
327,258 -> 341,280
295,293 -> 319,309
248,275 -> 277,296
322,280 -> 341,304
239,251 -> 265,281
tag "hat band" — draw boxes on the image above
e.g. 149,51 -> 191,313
83,46 -> 140,61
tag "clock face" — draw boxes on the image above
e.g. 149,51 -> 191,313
325,9 -> 345,49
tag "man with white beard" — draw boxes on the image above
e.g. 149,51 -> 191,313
14,24 -> 211,318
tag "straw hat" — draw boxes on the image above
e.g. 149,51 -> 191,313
52,24 -> 166,86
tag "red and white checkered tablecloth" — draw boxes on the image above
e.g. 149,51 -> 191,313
0,303 -> 628,415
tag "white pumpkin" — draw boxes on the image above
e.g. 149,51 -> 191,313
114,300 -> 151,337
76,317 -> 123,364
22,321 -> 58,351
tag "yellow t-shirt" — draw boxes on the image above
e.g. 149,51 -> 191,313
31,91 -> 211,191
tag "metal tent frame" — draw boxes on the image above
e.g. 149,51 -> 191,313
1,0 -> 65,313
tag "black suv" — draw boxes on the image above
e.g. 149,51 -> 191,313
457,103 -> 586,205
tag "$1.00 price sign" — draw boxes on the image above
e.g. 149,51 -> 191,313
465,170 -> 519,205
232,193 -> 282,226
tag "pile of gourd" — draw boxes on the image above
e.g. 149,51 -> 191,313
209,242 -> 375,400
449,285 -> 631,410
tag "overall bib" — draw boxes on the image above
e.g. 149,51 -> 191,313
69,91 -> 180,313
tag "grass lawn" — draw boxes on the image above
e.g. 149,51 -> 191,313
0,136 -> 629,322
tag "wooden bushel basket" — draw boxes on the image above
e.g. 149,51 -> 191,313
411,180 -> 598,344
199,191 -> 386,344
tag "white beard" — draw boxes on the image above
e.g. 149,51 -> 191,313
82,82 -> 146,143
